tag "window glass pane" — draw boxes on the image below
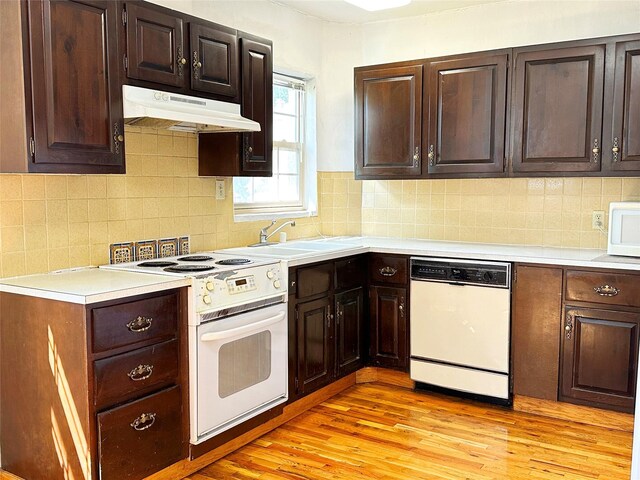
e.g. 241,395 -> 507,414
233,177 -> 253,204
274,84 -> 296,115
278,175 -> 299,202
273,113 -> 297,142
278,149 -> 299,174
253,177 -> 279,203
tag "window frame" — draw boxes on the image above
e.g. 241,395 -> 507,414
233,72 -> 313,218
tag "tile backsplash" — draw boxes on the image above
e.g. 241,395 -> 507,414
361,177 -> 640,249
0,124 -> 638,278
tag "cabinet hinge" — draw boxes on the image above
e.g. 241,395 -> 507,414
295,309 -> 299,321
121,9 -> 127,26
29,137 -> 35,157
513,269 -> 517,284
123,55 -> 128,71
294,377 -> 299,391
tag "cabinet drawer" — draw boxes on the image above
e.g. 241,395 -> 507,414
566,270 -> 640,308
335,256 -> 366,291
296,262 -> 333,299
369,254 -> 408,285
97,386 -> 183,480
94,340 -> 179,410
92,293 -> 178,353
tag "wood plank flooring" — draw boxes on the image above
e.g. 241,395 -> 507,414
189,383 -> 633,480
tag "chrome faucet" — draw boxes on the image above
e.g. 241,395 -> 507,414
250,219 -> 296,246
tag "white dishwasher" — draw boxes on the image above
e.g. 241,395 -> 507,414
410,257 -> 512,405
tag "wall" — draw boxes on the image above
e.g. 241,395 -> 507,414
0,128 -> 364,279
1,0 -> 640,279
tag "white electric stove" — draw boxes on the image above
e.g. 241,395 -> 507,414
100,251 -> 289,444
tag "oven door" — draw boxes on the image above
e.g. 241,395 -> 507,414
193,302 -> 287,443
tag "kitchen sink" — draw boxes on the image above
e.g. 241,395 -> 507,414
219,239 -> 363,260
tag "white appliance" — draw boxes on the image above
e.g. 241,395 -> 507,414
123,85 -> 261,133
101,252 -> 288,444
409,257 -> 512,403
608,201 -> 640,258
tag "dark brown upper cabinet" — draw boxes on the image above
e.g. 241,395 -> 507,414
0,0 -> 125,173
355,63 -> 423,179
425,52 -> 508,176
125,2 -> 186,87
123,1 -> 241,102
198,35 -> 273,177
190,22 -> 238,98
510,43 -> 606,174
603,39 -> 640,173
239,37 -> 273,175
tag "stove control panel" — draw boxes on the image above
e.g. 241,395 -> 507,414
194,261 -> 286,315
226,275 -> 257,294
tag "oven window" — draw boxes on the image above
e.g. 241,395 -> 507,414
218,331 -> 272,398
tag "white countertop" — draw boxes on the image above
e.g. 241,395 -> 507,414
2,237 -> 638,304
0,267 -> 189,304
261,236 -> 640,271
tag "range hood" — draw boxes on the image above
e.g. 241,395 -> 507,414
122,85 -> 261,133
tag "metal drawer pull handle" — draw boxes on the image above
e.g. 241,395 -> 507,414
379,266 -> 397,277
130,412 -> 156,431
594,285 -> 619,297
127,364 -> 154,382
127,316 -> 153,332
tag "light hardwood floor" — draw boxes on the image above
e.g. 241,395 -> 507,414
189,383 -> 633,480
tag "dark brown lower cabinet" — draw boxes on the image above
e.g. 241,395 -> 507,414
511,265 -> 563,400
560,307 -> 640,412
296,296 -> 334,396
97,386 -> 183,479
335,287 -> 365,377
369,285 -> 408,370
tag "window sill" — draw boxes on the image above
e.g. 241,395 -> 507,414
233,208 -> 318,223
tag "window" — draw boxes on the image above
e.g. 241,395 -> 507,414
233,73 -> 316,220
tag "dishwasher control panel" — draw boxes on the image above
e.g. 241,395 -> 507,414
410,257 -> 510,288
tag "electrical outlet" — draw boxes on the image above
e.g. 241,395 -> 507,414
592,210 -> 605,230
215,180 -> 225,200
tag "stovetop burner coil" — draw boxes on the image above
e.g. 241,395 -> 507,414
177,255 -> 214,262
164,264 -> 216,273
137,261 -> 179,267
216,258 -> 252,266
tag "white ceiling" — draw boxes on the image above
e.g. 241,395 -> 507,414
271,0 -> 507,24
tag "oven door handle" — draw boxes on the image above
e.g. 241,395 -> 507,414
200,312 -> 286,342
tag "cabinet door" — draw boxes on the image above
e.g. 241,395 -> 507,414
369,286 -> 408,370
335,288 -> 364,377
239,37 -> 273,176
189,22 -> 239,99
27,0 -> 124,173
512,265 -> 563,400
425,53 -> 508,175
296,297 -> 334,395
511,44 -> 605,174
560,307 -> 640,412
604,39 -> 640,172
355,64 -> 423,179
125,3 -> 186,87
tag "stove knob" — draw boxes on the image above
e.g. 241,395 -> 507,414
206,281 -> 214,291
273,280 -> 281,289
202,294 -> 212,305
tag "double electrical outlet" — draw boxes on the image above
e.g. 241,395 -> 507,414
592,211 -> 605,230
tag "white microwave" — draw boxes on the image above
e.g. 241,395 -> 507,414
608,202 -> 640,257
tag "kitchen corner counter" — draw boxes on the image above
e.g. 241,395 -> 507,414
253,236 -> 640,271
0,267 -> 189,304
